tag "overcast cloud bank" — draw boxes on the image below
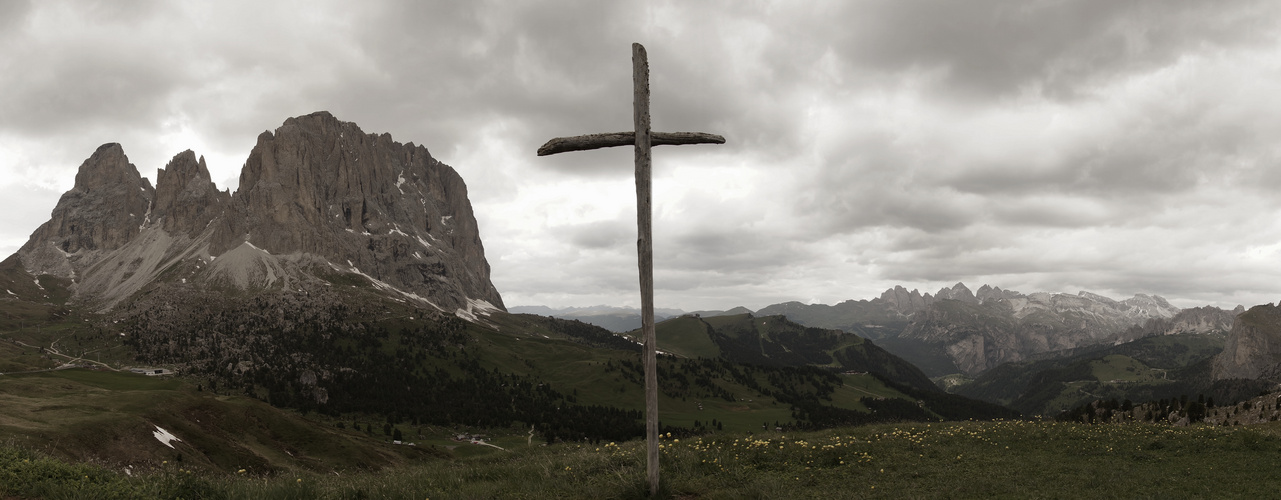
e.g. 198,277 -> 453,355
3,1 -> 1280,311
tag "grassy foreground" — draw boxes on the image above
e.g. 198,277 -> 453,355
4,419 -> 1281,499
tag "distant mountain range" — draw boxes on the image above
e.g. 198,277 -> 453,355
519,282 -> 1242,377
518,284 -> 1281,416
507,305 -> 750,332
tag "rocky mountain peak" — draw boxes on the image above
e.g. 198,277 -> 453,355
1120,294 -> 1179,318
878,285 -> 934,313
215,111 -> 502,312
1213,303 -> 1281,380
1077,290 -> 1120,307
935,282 -> 978,303
975,284 -> 1021,303
154,150 -> 229,235
15,112 -> 505,315
71,143 -> 152,193
17,143 -> 154,278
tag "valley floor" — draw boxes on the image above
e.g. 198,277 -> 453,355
5,419 -> 1281,499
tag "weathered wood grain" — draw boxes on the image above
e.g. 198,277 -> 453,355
537,131 -> 724,156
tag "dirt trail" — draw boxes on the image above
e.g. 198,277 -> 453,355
4,339 -> 119,372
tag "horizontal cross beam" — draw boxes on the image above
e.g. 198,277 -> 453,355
537,131 -> 725,156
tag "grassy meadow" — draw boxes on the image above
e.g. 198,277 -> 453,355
5,419 -> 1281,499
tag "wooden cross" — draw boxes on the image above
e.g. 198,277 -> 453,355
537,43 -> 724,494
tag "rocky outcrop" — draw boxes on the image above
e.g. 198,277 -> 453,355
15,112 -> 504,315
878,285 -> 935,313
211,111 -> 503,311
17,143 -> 154,278
975,284 -> 1021,303
1213,303 -> 1281,380
1111,305 -> 1239,344
902,287 -> 1183,374
759,282 -> 1190,375
153,150 -> 229,236
934,282 -> 979,304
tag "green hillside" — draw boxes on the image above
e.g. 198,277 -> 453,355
0,368 -> 441,474
949,333 -> 1260,416
0,263 -> 1016,471
9,420 -> 1281,499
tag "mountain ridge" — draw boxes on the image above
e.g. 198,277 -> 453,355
13,111 -> 503,315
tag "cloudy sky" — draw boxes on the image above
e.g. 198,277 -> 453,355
3,0 -> 1281,312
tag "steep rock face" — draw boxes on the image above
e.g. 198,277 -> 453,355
934,282 -> 978,304
1111,305 -> 1239,344
153,150 -> 230,236
15,112 -> 504,315
900,288 -> 1182,374
17,143 -> 155,278
878,285 -> 935,314
760,282 -> 1189,375
215,111 -> 502,311
1213,303 -> 1281,380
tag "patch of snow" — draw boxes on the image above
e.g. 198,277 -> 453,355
345,228 -> 355,233
455,307 -> 478,322
416,235 -> 433,249
468,298 -> 498,316
455,298 -> 499,323
396,171 -> 406,193
140,200 -> 153,229
32,278 -> 43,290
389,226 -> 408,237
413,251 -> 424,260
5,289 -> 13,296
153,425 -> 181,449
441,215 -> 453,225
242,241 -> 269,255
347,265 -> 441,310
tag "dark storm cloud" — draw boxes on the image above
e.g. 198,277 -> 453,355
322,1 -> 642,175
1,50 -> 182,134
0,1 -> 179,138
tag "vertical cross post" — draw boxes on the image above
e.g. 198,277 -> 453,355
631,42 -> 660,494
537,42 -> 724,497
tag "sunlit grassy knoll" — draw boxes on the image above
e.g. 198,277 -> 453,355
7,419 -> 1281,499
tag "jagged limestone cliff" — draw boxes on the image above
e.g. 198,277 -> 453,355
14,112 -> 503,316
1213,303 -> 1281,380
